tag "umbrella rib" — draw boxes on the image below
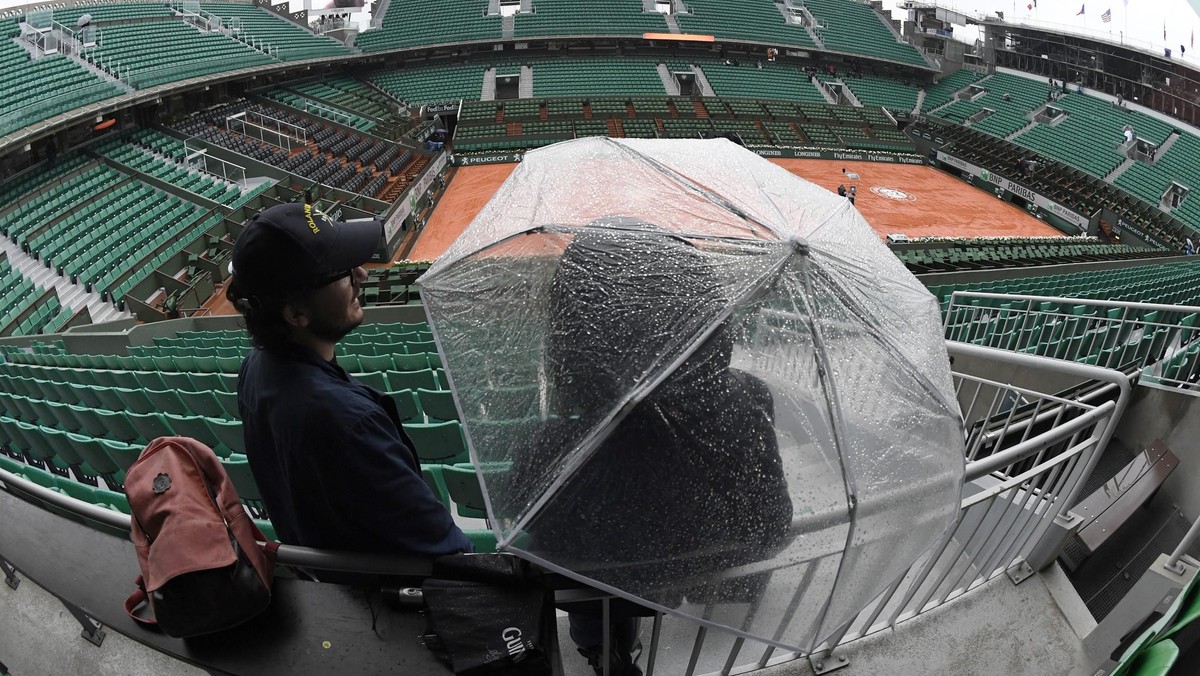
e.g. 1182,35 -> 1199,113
788,257 -> 861,654
417,225 -> 558,289
605,138 -> 780,240
503,243 -> 798,544
805,249 -> 963,419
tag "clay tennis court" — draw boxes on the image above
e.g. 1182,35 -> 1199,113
202,159 -> 1060,314
405,159 -> 1063,262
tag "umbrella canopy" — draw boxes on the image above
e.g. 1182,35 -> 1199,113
419,137 -> 965,652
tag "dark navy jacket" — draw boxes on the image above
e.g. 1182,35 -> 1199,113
237,344 -> 472,557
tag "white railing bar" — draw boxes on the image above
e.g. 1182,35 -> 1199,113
686,622 -> 707,676
906,511 -> 979,621
949,291 -> 1200,317
965,382 -> 1012,460
1005,451 -> 1083,565
844,573 -> 907,642
1165,514 -> 1200,574
948,341 -> 1130,509
962,435 -> 1094,508
963,402 -> 1113,481
972,450 -> 1073,581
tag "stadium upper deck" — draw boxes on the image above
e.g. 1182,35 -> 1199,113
0,0 -> 934,145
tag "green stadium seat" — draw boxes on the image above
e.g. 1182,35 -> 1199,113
166,413 -> 215,446
403,421 -> 470,465
53,475 -> 98,505
67,383 -> 106,410
221,453 -> 266,517
0,453 -> 26,477
189,372 -> 228,392
386,389 -> 423,423
417,389 -> 459,422
393,352 -> 432,371
441,464 -> 487,519
387,368 -> 438,391
101,438 -> 144,473
207,417 -> 246,456
353,371 -> 390,392
254,518 -> 279,542
65,432 -> 124,488
214,389 -> 240,419
127,411 -> 175,445
44,400 -> 85,434
357,353 -> 395,372
178,389 -> 227,419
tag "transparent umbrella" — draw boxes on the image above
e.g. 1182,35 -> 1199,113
419,137 -> 965,652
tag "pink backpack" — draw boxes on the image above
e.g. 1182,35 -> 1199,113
123,437 -> 279,637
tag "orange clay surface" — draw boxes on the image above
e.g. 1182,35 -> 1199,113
407,159 -> 1063,262
202,159 -> 1061,315
405,163 -> 519,262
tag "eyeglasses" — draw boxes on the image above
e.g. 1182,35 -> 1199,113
316,269 -> 354,288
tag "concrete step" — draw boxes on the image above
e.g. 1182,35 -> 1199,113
1006,120 -> 1036,142
0,233 -> 130,327
692,65 -> 716,97
1105,156 -> 1137,183
657,63 -> 680,96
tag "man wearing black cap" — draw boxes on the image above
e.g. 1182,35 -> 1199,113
226,203 -> 471,568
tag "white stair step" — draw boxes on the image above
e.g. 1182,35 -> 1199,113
0,235 -> 132,328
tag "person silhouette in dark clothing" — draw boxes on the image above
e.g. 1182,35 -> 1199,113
513,222 -> 793,674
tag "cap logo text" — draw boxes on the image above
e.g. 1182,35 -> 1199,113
303,204 -> 321,235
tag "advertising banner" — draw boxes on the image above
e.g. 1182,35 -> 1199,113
384,151 -> 450,242
935,150 -> 1092,232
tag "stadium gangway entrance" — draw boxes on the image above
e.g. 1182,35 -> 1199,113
0,341 -> 1129,675
944,291 -> 1200,392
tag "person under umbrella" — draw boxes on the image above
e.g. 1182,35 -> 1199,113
511,221 -> 793,674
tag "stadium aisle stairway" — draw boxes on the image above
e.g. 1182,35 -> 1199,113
199,3 -> 352,61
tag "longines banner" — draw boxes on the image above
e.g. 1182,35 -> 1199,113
751,147 -> 926,164
935,150 -> 1091,231
384,152 -> 450,241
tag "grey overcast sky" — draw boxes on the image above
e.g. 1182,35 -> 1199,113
2,0 -> 1197,63
881,0 -> 1200,60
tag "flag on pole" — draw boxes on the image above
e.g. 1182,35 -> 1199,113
1101,8 -> 1112,22
1077,4 -> 1086,16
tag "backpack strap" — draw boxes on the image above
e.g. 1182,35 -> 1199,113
124,575 -> 157,627
254,522 -> 281,565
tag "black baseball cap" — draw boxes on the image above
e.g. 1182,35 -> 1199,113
229,203 -> 382,299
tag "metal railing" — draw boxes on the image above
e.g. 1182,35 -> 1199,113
181,141 -> 248,188
286,96 -> 359,127
1166,515 -> 1200,575
944,291 -> 1200,391
225,110 -> 306,151
0,341 -> 1129,674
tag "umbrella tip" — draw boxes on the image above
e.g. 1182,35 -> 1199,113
789,236 -> 810,255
